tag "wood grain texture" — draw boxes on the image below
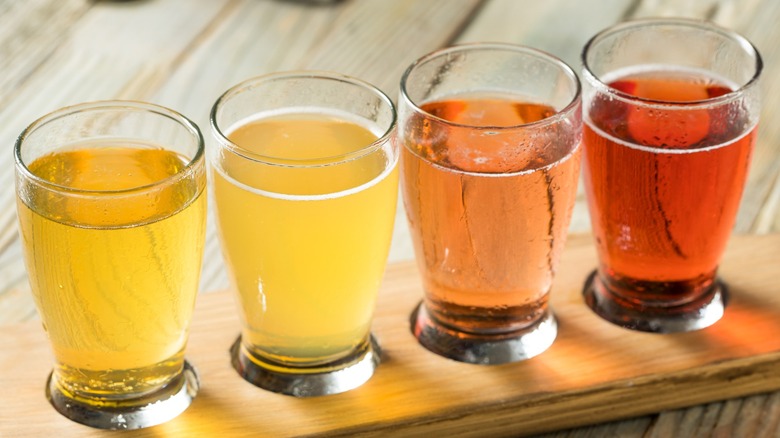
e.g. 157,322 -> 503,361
1,234 -> 778,437
737,0 -> 780,235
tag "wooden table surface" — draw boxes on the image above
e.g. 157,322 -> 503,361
0,0 -> 778,436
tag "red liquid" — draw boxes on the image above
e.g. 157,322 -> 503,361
583,70 -> 756,304
402,98 -> 580,333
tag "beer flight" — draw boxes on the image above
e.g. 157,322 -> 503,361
13,19 -> 762,429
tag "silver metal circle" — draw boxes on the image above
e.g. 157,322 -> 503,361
412,304 -> 558,365
231,335 -> 381,397
46,360 -> 199,430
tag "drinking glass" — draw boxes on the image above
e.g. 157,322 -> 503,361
15,101 -> 206,429
210,72 -> 398,396
581,18 -> 762,332
399,43 -> 582,364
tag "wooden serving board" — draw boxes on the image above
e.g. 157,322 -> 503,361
1,234 -> 779,437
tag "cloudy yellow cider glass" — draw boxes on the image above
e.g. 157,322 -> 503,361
211,72 -> 398,396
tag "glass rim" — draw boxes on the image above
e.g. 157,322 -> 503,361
581,17 -> 764,109
14,100 -> 205,197
210,71 -> 397,168
399,42 -> 583,131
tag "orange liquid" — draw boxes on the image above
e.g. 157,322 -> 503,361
402,98 -> 580,333
584,69 -> 755,303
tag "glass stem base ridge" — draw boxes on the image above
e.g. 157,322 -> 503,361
46,360 -> 199,430
231,334 -> 381,397
582,270 -> 727,333
411,302 -> 557,365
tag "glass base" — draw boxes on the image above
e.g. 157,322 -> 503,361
46,360 -> 199,430
582,270 -> 727,333
230,335 -> 381,397
411,303 -> 557,365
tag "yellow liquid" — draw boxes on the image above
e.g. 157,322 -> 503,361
213,113 -> 398,366
17,145 -> 206,401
